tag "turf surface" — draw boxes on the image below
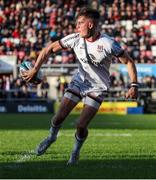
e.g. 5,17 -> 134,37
1,114 -> 156,178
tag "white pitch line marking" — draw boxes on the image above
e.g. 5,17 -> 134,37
16,150 -> 34,163
58,132 -> 132,137
95,133 -> 132,137
4,150 -> 34,169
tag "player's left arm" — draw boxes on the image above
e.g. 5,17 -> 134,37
118,51 -> 138,99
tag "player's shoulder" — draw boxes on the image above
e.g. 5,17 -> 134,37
60,33 -> 80,48
63,33 -> 80,41
100,33 -> 115,43
99,33 -> 115,50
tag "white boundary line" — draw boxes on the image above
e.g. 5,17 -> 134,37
58,132 -> 132,137
4,150 -> 35,169
3,130 -> 132,169
16,150 -> 34,163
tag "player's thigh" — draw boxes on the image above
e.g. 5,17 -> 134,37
77,105 -> 98,128
77,93 -> 104,127
55,89 -> 82,120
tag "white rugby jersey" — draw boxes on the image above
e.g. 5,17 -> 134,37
59,33 -> 124,91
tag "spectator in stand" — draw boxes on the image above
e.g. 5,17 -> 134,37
21,84 -> 31,99
40,77 -> 50,98
56,75 -> 68,100
12,78 -> 22,98
0,79 -> 3,99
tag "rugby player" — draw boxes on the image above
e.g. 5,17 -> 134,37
21,7 -> 138,165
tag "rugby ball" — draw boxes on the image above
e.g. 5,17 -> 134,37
20,60 -> 43,85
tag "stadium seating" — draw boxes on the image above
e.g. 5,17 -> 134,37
0,0 -> 156,103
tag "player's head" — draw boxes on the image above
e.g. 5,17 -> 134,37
76,7 -> 100,38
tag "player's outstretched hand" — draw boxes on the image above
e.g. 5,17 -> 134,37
125,87 -> 138,99
21,68 -> 37,83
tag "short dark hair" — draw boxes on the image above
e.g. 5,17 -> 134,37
77,7 -> 100,21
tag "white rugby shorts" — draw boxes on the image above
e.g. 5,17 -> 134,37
64,73 -> 107,109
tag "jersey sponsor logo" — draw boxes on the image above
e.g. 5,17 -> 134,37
80,53 -> 104,67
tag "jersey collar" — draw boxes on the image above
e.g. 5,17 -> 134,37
85,32 -> 101,42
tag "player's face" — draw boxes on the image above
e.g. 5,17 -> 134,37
76,16 -> 94,38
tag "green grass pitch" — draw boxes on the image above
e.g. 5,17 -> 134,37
1,113 -> 156,178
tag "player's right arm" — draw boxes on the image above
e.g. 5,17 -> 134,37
21,33 -> 79,82
21,40 -> 63,82
34,41 -> 63,72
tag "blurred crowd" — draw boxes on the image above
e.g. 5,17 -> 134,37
0,74 -> 69,100
110,73 -> 156,89
1,0 -> 156,100
110,72 -> 156,98
0,74 -> 50,99
0,0 -> 156,64
1,73 -> 156,100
